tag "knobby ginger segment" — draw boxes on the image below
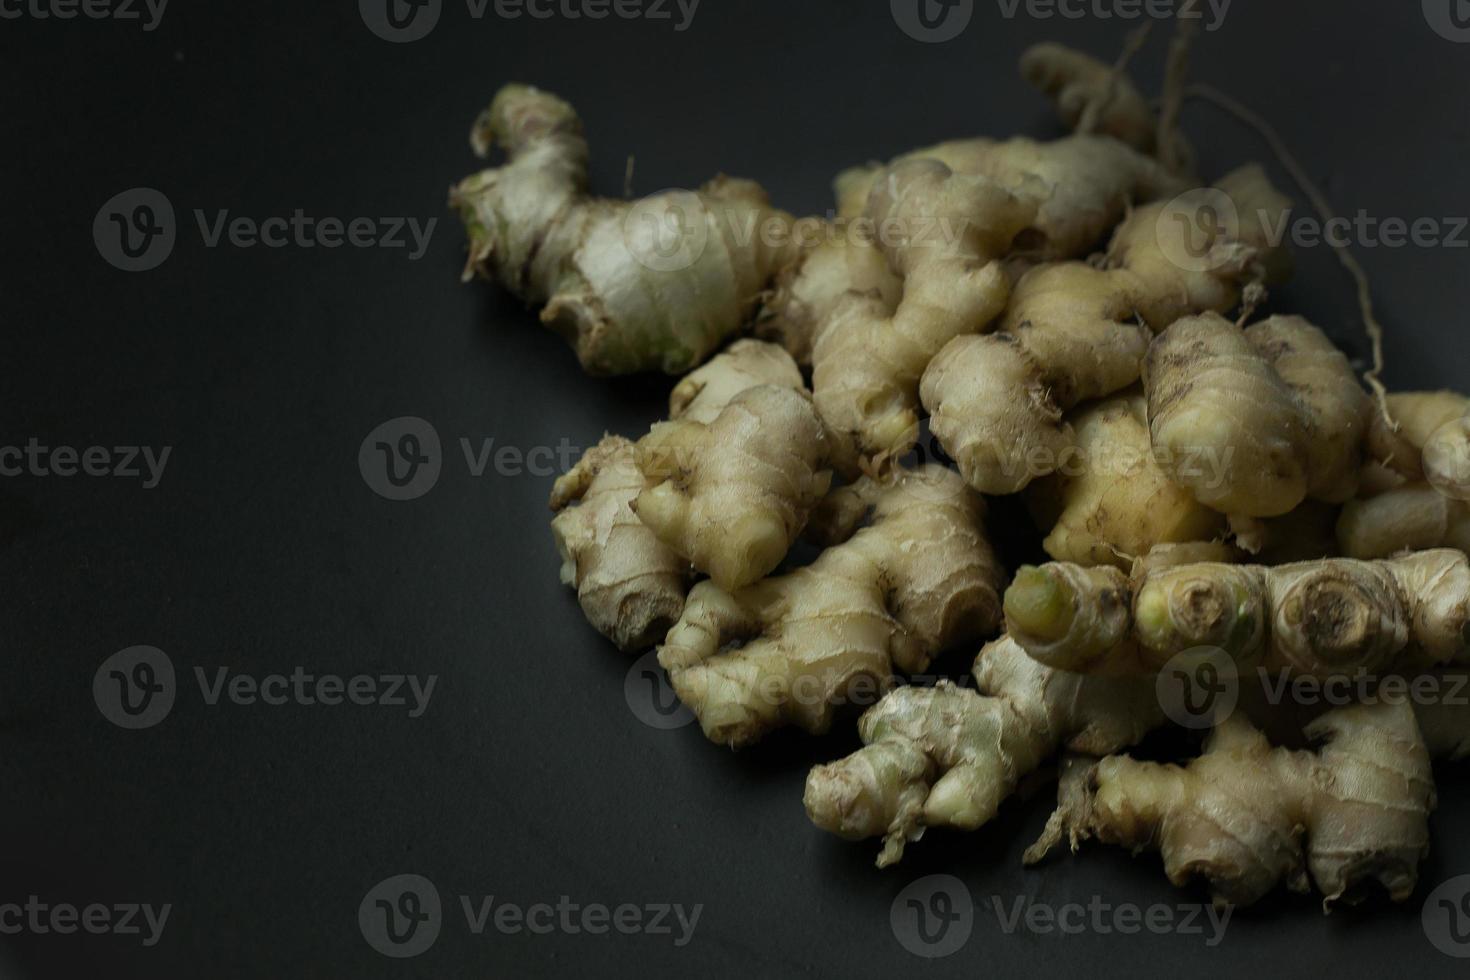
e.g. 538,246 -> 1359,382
452,84 -> 800,375
1027,393 -> 1226,568
1145,314 -> 1370,520
803,636 -> 1164,867
657,467 -> 1003,747
1004,550 -> 1470,677
811,160 -> 1039,474
921,165 -> 1292,496
551,340 -> 813,647
1019,42 -> 1159,155
1338,390 -> 1470,558
1339,485 -> 1470,560
632,339 -> 829,591
1366,391 -> 1470,499
761,133 -> 1185,367
550,436 -> 689,651
1027,701 -> 1435,909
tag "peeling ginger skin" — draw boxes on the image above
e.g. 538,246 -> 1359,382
657,467 -> 1003,747
452,84 -> 799,375
631,339 -> 828,591
1145,313 -> 1369,519
549,340 -> 812,648
550,436 -> 688,651
920,165 -> 1291,496
1032,702 -> 1435,908
1004,550 -> 1470,678
803,636 -> 1165,867
811,160 -> 1039,474
1028,394 -> 1225,569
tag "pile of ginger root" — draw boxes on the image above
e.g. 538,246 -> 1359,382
454,28 -> 1470,914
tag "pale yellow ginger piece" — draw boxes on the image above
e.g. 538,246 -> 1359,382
451,84 -> 800,375
1336,391 -> 1470,558
1338,484 -> 1470,559
803,636 -> 1165,867
760,135 -> 1185,366
666,338 -> 806,424
920,166 -> 1291,496
1028,700 -> 1435,909
635,385 -> 831,591
757,232 -> 902,366
1019,43 -> 1158,154
550,436 -> 689,651
550,340 -> 811,647
1004,550 -> 1470,678
1027,393 -> 1226,569
810,160 -> 1039,474
1366,391 -> 1470,501
657,467 -> 1003,747
1146,313 -> 1370,519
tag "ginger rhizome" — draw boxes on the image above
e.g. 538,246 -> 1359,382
550,436 -> 689,651
657,466 -> 1003,747
1027,700 -> 1435,908
1338,391 -> 1470,558
634,342 -> 831,590
550,340 -> 812,648
1019,43 -> 1160,156
921,165 -> 1292,495
1026,393 -> 1226,569
1339,485 -> 1470,560
1145,313 -> 1370,521
803,636 -> 1165,867
759,62 -> 1186,370
1366,391 -> 1470,500
452,85 -> 799,375
810,159 -> 1038,473
1003,550 -> 1470,678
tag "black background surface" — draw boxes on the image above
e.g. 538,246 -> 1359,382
6,0 -> 1470,976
